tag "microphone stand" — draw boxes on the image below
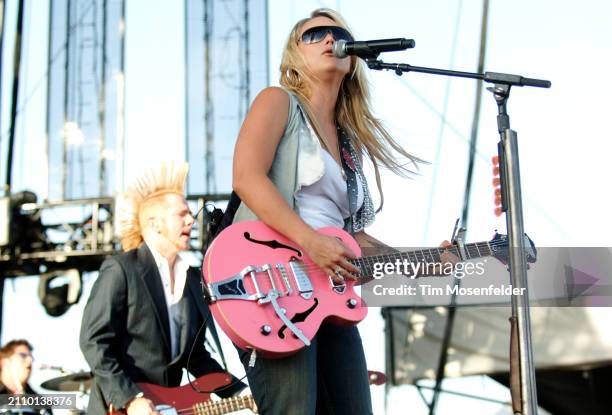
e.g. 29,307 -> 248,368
365,57 -> 550,415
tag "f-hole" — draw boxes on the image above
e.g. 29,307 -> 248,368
278,298 -> 319,339
244,232 -> 302,257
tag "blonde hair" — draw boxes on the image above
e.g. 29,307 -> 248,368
117,162 -> 188,251
280,8 -> 424,211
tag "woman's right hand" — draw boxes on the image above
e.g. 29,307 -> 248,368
301,231 -> 360,283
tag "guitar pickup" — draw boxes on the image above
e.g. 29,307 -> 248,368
276,263 -> 293,295
289,259 -> 313,299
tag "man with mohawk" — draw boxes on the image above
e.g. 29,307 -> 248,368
80,162 -> 246,415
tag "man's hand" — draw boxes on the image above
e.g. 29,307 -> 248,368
125,397 -> 160,415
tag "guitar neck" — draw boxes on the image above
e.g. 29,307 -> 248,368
351,241 -> 493,280
192,395 -> 255,415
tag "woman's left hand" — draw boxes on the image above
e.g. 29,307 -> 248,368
439,240 -> 460,269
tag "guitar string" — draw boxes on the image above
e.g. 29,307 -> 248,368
270,239 -> 520,276
211,238 -> 529,295
211,238 -> 518,282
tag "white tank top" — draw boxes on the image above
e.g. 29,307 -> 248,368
295,149 -> 364,229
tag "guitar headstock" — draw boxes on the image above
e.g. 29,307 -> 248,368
489,232 -> 537,265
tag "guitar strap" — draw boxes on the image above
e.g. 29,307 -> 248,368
201,193 -> 241,310
203,191 -> 242,254
205,309 -> 228,370
188,269 -> 228,370
339,128 -> 359,234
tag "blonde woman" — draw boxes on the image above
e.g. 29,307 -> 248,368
232,8 -> 424,415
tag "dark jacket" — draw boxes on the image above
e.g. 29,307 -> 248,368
79,244 -> 243,414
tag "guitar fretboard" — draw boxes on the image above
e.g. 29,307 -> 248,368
193,394 -> 255,415
350,242 -> 493,280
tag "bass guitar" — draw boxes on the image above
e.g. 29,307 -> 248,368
108,372 -> 257,414
203,220 -> 535,358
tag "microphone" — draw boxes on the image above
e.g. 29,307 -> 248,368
333,38 -> 415,59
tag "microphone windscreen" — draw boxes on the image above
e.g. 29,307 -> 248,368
333,40 -> 348,58
401,38 -> 416,49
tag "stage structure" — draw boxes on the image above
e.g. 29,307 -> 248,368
0,0 -> 127,333
184,0 -> 269,195
1,0 -> 126,273
1,0 -> 269,338
45,0 -> 125,201
384,306 -> 612,414
1,0 -> 126,270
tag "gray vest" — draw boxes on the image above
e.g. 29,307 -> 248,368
233,91 -> 375,233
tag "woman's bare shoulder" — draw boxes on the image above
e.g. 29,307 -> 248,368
253,86 -> 290,107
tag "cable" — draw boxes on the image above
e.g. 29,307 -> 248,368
186,308 -> 251,395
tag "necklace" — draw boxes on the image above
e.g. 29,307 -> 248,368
336,126 -> 347,181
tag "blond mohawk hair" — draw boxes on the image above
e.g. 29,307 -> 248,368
117,162 -> 189,251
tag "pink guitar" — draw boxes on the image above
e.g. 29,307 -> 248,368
108,372 -> 257,414
202,220 -> 535,358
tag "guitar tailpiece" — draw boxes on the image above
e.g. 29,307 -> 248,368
268,289 -> 311,347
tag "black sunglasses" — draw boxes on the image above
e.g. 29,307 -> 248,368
300,26 -> 354,44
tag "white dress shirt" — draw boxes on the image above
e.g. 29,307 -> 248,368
148,244 -> 189,359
